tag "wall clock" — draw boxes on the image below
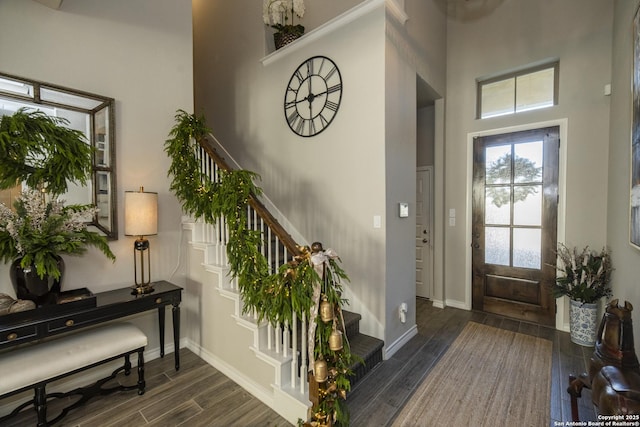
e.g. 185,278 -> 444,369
284,55 -> 343,137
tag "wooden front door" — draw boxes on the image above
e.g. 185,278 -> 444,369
472,127 -> 559,326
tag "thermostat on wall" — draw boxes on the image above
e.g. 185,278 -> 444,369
399,202 -> 409,218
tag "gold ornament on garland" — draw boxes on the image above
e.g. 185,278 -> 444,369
329,328 -> 343,351
320,296 -> 334,323
314,356 -> 328,383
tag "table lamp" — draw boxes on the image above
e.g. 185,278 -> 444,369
125,187 -> 158,294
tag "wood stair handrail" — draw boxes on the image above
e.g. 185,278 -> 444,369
198,137 -> 302,258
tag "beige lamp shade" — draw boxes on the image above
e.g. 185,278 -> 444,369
124,189 -> 158,236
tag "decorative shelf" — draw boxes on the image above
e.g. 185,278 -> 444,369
261,0 -> 399,66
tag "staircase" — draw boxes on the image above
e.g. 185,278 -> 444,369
180,136 -> 383,423
343,311 -> 384,387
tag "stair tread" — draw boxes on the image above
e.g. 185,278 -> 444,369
347,333 -> 384,360
342,310 -> 361,325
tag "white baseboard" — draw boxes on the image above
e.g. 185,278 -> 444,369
383,324 -> 418,359
445,298 -> 470,310
185,339 -> 308,425
431,299 -> 445,309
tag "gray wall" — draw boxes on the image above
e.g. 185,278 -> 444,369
444,0 -> 613,328
192,0 -> 447,349
0,0 -> 192,300
0,0 -> 193,411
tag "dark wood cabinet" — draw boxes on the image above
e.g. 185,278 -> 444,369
0,280 -> 182,370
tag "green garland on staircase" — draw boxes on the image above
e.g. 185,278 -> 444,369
164,110 -> 356,426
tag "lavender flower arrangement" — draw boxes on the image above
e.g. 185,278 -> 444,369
0,190 -> 115,280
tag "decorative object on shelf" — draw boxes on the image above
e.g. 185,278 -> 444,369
125,187 -> 158,294
551,243 -> 613,346
10,255 -> 64,305
0,190 -> 115,305
284,56 -> 343,137
263,0 -> 305,49
0,293 -> 35,315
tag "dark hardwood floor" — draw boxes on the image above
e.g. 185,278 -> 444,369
347,298 -> 597,426
2,298 -> 595,426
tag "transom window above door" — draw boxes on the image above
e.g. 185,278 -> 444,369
477,61 -> 559,119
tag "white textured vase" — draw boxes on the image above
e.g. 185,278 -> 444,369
569,299 -> 598,346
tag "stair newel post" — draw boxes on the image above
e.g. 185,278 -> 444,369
301,314 -> 308,394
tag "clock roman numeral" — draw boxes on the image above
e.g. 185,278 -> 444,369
306,59 -> 314,76
295,118 -> 306,135
294,69 -> 305,84
309,119 -> 316,135
327,83 -> 342,94
326,101 -> 339,112
287,110 -> 300,127
324,65 -> 337,80
285,99 -> 298,109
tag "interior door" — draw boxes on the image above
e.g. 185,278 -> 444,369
472,127 -> 559,326
416,167 -> 433,299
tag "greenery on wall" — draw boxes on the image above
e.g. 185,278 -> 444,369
0,108 -> 114,280
164,110 -> 355,425
0,109 -> 93,197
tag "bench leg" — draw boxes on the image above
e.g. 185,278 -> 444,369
124,354 -> 132,376
137,349 -> 146,395
35,384 -> 47,427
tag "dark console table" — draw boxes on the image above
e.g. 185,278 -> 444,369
0,280 -> 182,370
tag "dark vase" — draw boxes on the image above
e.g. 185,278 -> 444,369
9,256 -> 64,306
274,31 -> 302,49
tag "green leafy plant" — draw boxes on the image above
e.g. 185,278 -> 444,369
165,110 -> 355,426
0,108 -> 114,279
551,243 -> 613,304
0,190 -> 115,279
0,108 -> 93,196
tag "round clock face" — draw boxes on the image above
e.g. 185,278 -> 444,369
284,55 -> 343,137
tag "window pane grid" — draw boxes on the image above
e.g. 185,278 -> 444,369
484,141 -> 543,270
478,62 -> 558,119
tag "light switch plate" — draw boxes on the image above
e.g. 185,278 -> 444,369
399,202 -> 409,218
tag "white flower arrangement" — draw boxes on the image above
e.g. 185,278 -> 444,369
263,0 -> 305,31
551,243 -> 613,304
0,190 -> 114,279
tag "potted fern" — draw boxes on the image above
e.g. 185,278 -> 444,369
0,108 -> 115,305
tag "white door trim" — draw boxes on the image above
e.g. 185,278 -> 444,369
465,118 -> 568,329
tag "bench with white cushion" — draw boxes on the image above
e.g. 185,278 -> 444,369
0,322 -> 147,426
